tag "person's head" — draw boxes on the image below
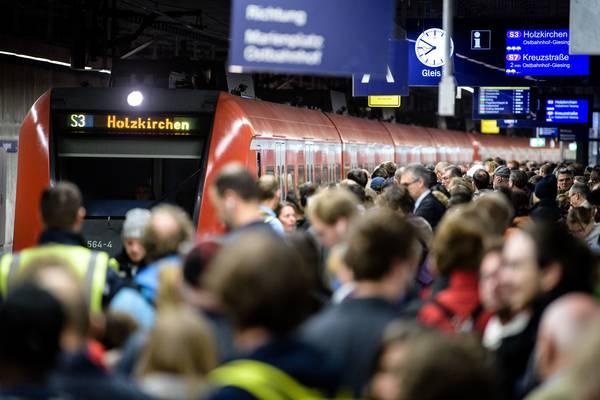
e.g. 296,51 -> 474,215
442,166 -> 462,189
0,284 -> 65,385
376,185 -> 414,216
40,182 -> 85,232
492,166 -> 511,191
370,177 -> 387,193
298,182 -> 318,209
369,322 -> 435,400
557,167 -> 574,193
343,210 -> 421,301
205,232 -> 312,339
474,192 -> 514,236
121,208 -> 151,264
473,168 -> 490,191
569,182 -> 590,208
341,180 -> 367,204
434,161 -> 449,181
306,188 -> 358,248
479,240 -> 509,315
509,170 -> 528,190
257,174 -> 281,210
566,206 -> 595,239
372,164 -> 389,179
397,334 -> 496,400
347,169 -> 369,188
400,165 -> 431,201
277,201 -> 298,232
136,306 -> 217,396
210,163 -> 262,228
16,256 -> 89,352
510,188 -> 530,218
381,161 -> 397,179
535,294 -> 599,381
141,205 -> 193,263
500,223 -> 595,313
534,174 -> 558,203
430,206 -> 488,277
507,160 -> 520,170
589,169 -> 600,188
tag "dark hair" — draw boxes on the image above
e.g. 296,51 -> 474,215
0,284 -> 65,380
344,210 -> 419,281
205,233 -> 312,334
448,192 -> 472,208
444,166 -> 463,178
298,182 -> 318,208
377,185 -> 414,215
570,182 -> 590,199
472,169 -> 490,190
372,165 -> 389,179
183,241 -> 221,288
343,183 -> 366,204
400,334 -> 497,400
509,170 -> 528,189
213,164 -> 261,201
511,188 -> 530,217
567,206 -> 594,226
523,222 -> 595,299
40,182 -> 82,229
347,169 -> 369,188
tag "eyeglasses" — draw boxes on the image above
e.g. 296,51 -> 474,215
401,178 -> 419,187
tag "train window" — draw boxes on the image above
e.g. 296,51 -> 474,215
298,165 -> 305,185
336,164 -> 341,181
322,165 -> 329,184
58,157 -> 201,219
266,165 -> 275,176
287,165 -> 295,193
315,165 -> 322,185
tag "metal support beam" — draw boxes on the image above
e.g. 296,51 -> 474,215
438,0 -> 456,116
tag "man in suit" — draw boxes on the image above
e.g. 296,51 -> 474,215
400,165 -> 446,229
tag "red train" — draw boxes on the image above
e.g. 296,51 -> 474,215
14,88 -> 559,254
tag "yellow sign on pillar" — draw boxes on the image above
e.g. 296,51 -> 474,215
368,96 -> 401,108
481,120 -> 500,134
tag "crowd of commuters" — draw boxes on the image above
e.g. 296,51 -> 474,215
3,158 -> 600,400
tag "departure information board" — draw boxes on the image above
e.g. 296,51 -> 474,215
64,114 -> 203,134
505,29 -> 589,76
544,99 -> 589,124
473,87 -> 531,120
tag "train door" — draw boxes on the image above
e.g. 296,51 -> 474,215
305,142 -> 315,183
275,141 -> 286,200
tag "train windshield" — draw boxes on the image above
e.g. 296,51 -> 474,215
53,112 -> 210,256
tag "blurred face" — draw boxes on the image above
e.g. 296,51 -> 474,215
558,173 -> 573,192
278,205 -> 297,232
569,191 -> 584,208
441,171 -> 453,188
500,231 -> 542,312
400,172 -> 424,201
567,220 -> 593,239
124,237 -> 145,263
370,343 -> 409,400
209,187 -> 234,227
479,250 -> 506,312
311,217 -> 346,248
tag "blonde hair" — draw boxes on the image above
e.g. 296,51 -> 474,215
156,264 -> 184,310
307,188 -> 358,225
136,306 -> 217,398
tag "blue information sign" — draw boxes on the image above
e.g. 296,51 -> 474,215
229,0 -> 395,76
545,99 -> 589,124
473,87 -> 531,120
352,40 -> 409,97
505,29 -> 589,76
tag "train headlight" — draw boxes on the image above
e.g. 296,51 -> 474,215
127,90 -> 144,107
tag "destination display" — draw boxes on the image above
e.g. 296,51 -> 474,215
544,99 -> 589,124
473,87 -> 531,120
505,29 -> 590,76
65,114 -> 202,134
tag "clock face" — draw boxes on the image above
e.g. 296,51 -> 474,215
415,28 -> 455,68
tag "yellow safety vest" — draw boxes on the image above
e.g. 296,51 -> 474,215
0,244 -> 118,314
209,360 -> 324,400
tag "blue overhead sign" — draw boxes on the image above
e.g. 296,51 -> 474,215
352,40 -> 409,97
228,0 -> 395,76
545,99 -> 589,124
505,29 -> 590,76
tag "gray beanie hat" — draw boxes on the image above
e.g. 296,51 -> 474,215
122,208 -> 151,239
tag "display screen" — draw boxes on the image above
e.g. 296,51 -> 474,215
473,87 -> 531,120
544,99 -> 589,124
505,29 -> 590,76
64,114 -> 203,134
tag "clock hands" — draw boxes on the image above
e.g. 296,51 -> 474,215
423,47 -> 436,56
419,39 -> 436,49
